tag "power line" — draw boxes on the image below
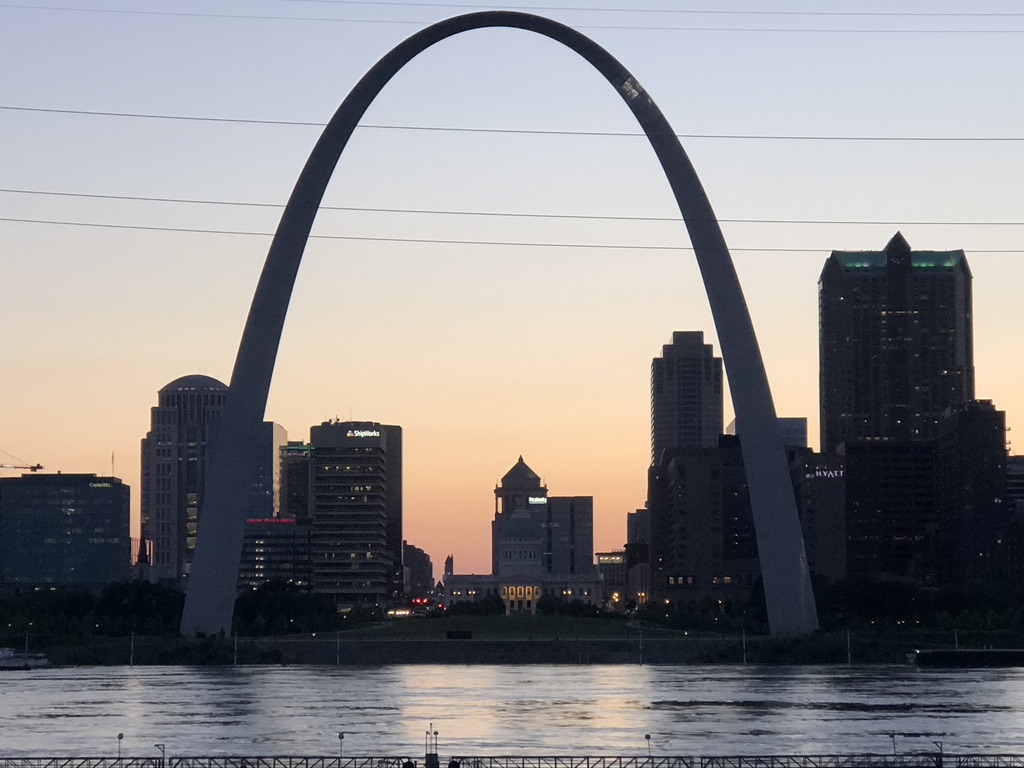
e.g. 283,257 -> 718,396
3,105 -> 1022,142
272,0 -> 1024,18
2,4 -> 1023,32
2,187 -> 1022,227
2,215 -> 1022,253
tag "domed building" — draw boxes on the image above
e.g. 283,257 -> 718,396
444,456 -> 601,615
140,374 -> 285,584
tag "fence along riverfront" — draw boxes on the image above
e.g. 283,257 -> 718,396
3,757 -> 1024,768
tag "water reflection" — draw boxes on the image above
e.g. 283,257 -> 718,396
1,665 -> 1023,756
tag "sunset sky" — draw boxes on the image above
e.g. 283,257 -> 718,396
3,1 -> 1024,576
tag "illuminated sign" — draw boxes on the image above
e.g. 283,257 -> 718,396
815,468 -> 844,479
346,429 -> 380,438
528,497 -> 547,504
89,482 -> 113,488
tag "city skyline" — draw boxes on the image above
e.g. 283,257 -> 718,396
3,1 -> 1024,574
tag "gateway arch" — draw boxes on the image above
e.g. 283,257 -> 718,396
181,10 -> 819,637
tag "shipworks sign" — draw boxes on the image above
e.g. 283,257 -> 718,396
346,429 -> 381,438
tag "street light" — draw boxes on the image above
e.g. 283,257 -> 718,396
154,745 -> 166,765
889,732 -> 897,756
433,731 -> 439,754
645,734 -> 651,759
117,733 -> 124,763
338,732 -> 345,760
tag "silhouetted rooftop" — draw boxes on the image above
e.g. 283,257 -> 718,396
499,456 -> 543,490
159,374 -> 228,393
826,232 -> 967,273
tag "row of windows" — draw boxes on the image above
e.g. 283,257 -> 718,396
503,550 -> 538,559
668,575 -> 740,586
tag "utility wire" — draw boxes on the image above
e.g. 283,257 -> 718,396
3,105 -> 1022,142
2,4 -> 1023,32
2,187 -> 1022,227
2,215 -> 1021,253
273,0 -> 1024,18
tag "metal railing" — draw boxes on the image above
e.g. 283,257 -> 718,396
4,757 -> 1024,768
0,760 -> 162,768
449,759 -> 696,768
172,760 -> 414,768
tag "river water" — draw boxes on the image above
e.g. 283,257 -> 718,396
1,665 -> 1023,757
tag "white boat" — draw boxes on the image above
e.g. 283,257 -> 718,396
0,646 -> 50,669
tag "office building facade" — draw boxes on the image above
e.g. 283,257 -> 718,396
403,541 -> 433,599
140,375 -> 226,584
819,232 -> 974,452
0,473 -> 131,591
140,374 -> 286,585
789,452 -> 847,584
238,517 -> 313,591
651,331 -> 723,463
841,439 -> 936,582
648,437 -> 761,607
934,401 -> 1009,585
303,420 -> 402,604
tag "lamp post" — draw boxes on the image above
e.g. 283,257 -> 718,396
433,730 -> 439,754
117,733 -> 124,765
154,744 -> 166,767
889,732 -> 897,756
338,732 -> 345,760
933,741 -> 944,768
645,734 -> 651,759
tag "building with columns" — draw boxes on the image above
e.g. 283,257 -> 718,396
445,457 -> 601,614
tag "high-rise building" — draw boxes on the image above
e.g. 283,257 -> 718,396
841,439 -> 936,581
819,232 -> 974,452
728,417 -> 808,450
280,441 -> 312,521
651,331 -> 723,463
238,517 -> 312,591
305,420 -> 402,604
0,474 -> 130,590
789,452 -> 847,584
934,401 -> 1009,585
625,508 -> 651,607
402,541 -> 433,598
140,375 -> 285,585
249,422 -> 288,519
1007,455 -> 1024,510
140,375 -> 226,584
1004,456 -> 1024,579
647,437 -> 760,606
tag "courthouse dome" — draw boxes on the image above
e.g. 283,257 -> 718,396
159,374 -> 228,393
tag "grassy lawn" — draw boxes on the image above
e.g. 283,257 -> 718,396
338,614 -> 659,640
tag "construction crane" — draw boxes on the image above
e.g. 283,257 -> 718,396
0,463 -> 43,472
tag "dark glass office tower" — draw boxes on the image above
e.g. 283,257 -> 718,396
819,232 -> 974,452
306,420 -> 401,604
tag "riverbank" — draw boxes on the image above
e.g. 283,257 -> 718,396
31,625 -> 986,666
